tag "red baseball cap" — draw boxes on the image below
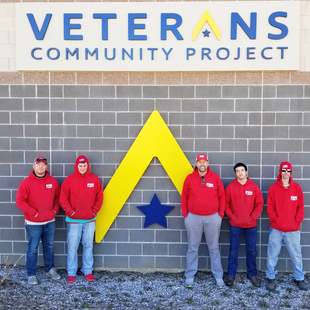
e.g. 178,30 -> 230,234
33,156 -> 47,165
279,161 -> 292,174
196,154 -> 208,162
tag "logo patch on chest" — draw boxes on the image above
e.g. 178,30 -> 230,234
46,184 -> 53,189
291,196 -> 297,201
245,191 -> 253,195
87,183 -> 94,188
206,183 -> 214,187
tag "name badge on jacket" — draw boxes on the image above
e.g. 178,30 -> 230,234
87,183 -> 95,188
46,184 -> 53,189
206,183 -> 214,187
291,196 -> 297,201
245,191 -> 253,195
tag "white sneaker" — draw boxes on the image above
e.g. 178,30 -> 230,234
216,278 -> 225,288
28,275 -> 38,285
185,278 -> 194,287
47,267 -> 61,280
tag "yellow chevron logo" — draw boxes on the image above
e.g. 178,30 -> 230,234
95,110 -> 193,242
193,10 -> 220,41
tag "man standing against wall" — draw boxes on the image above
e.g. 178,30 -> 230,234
16,156 -> 61,285
266,162 -> 308,291
225,163 -> 263,287
60,155 -> 103,283
181,154 -> 225,288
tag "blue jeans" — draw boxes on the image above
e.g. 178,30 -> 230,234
25,221 -> 55,277
266,228 -> 305,281
66,221 -> 96,277
185,212 -> 223,279
227,225 -> 257,277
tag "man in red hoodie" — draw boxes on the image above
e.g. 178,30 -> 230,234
266,162 -> 308,291
225,163 -> 263,287
181,154 -> 225,288
60,155 -> 103,283
16,156 -> 61,285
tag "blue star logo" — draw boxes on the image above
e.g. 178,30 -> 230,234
202,29 -> 210,37
137,194 -> 174,228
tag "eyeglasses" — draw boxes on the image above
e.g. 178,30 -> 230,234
201,176 -> 205,185
35,158 -> 47,163
281,169 -> 291,173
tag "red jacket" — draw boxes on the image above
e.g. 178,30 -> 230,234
181,166 -> 225,218
16,170 -> 60,222
60,155 -> 103,220
225,178 -> 263,228
267,174 -> 304,232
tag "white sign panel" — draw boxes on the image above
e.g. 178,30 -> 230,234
15,2 -> 300,71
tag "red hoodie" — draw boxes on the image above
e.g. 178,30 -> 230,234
60,155 -> 103,220
181,166 -> 225,218
225,178 -> 263,228
267,174 -> 304,232
16,170 -> 60,222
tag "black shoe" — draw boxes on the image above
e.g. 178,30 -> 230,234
225,276 -> 235,286
294,280 -> 309,291
266,278 -> 276,291
247,274 -> 261,287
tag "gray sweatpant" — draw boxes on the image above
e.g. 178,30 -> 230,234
184,212 -> 223,279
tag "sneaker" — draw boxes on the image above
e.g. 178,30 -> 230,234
225,276 -> 235,286
67,276 -> 75,283
47,267 -> 61,280
266,278 -> 276,291
247,274 -> 261,287
85,274 -> 94,282
294,279 -> 309,291
28,275 -> 38,285
185,278 -> 194,287
216,278 -> 225,288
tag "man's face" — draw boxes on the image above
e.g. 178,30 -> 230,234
235,167 -> 247,181
281,168 -> 291,181
78,162 -> 88,176
33,162 -> 47,177
196,159 -> 209,174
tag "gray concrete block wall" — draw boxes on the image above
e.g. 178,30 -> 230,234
0,83 -> 310,274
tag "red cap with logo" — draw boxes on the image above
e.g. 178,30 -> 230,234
279,161 -> 292,174
196,154 -> 208,162
33,156 -> 47,165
